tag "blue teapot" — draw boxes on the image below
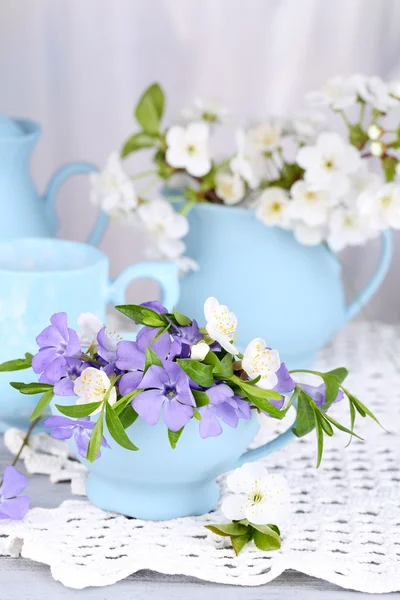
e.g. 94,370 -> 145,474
177,203 -> 392,368
0,115 -> 107,243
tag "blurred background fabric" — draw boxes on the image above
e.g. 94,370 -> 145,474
1,0 -> 400,319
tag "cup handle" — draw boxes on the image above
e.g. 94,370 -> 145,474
43,162 -> 109,246
344,230 -> 393,322
107,261 -> 180,310
233,410 -> 297,469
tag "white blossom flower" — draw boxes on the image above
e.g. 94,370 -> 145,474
367,124 -> 383,140
89,152 -> 137,219
176,256 -> 199,277
255,187 -> 291,227
242,338 -> 281,389
181,97 -> 229,124
390,80 -> 400,99
293,222 -> 326,246
221,463 -> 290,526
306,76 -> 359,110
359,183 -> 400,229
327,207 -> 378,251
247,120 -> 282,153
77,313 -> 104,347
297,132 -> 361,198
190,341 -> 209,361
230,129 -> 266,189
166,122 -> 211,177
289,110 -> 327,143
204,297 -> 238,355
356,75 -> 399,112
73,367 -> 117,412
137,199 -> 189,261
289,180 -> 330,226
216,172 -> 246,205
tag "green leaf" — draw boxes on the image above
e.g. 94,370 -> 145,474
172,308 -> 192,326
168,427 -> 184,449
230,531 -> 253,556
253,528 -> 281,551
55,402 -> 102,418
348,123 -> 369,149
322,412 -> 364,440
346,390 -> 383,427
318,412 -> 334,437
312,406 -> 325,468
0,353 -> 33,372
243,390 -> 285,420
251,523 -> 281,537
267,524 -> 280,536
233,377 -> 283,402
113,389 -> 141,415
346,398 -> 357,447
382,155 -> 398,183
135,83 -> 164,134
292,391 -> 316,437
193,408 -> 201,420
320,374 -> 340,409
105,401 -> 138,451
192,390 -> 210,407
119,405 -> 139,429
115,304 -> 168,327
121,132 -> 159,157
30,389 -> 54,421
86,411 -> 105,463
205,523 -> 249,537
324,367 -> 348,384
177,359 -> 214,388
11,382 -> 54,395
144,347 -> 163,372
205,351 -> 234,378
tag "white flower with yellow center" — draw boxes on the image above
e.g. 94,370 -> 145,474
166,122 -> 211,177
306,76 -> 359,110
137,199 -> 189,261
73,367 -> 117,412
293,222 -> 326,246
204,297 -> 238,355
230,129 -> 266,189
327,207 -> 378,251
242,338 -> 281,390
247,120 -> 282,153
289,180 -> 330,226
216,173 -> 245,205
221,463 -> 290,526
89,152 -> 137,219
359,183 -> 400,229
255,187 -> 291,227
77,313 -> 104,347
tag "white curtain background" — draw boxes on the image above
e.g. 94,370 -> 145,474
1,0 -> 400,319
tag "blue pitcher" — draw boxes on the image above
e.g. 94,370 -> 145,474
177,203 -> 392,368
0,115 -> 107,244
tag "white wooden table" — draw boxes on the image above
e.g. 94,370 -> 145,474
0,439 -> 396,599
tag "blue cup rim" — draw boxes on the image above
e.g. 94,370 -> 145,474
0,237 -> 107,275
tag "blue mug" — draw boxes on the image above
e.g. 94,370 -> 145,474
0,238 -> 180,431
50,396 -> 296,520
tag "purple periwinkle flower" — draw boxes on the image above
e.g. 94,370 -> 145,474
133,362 -> 195,431
0,466 -> 30,521
32,313 -> 81,384
300,382 -> 344,409
116,326 -> 176,371
119,370 -> 143,397
44,416 -> 110,460
199,384 -> 251,439
274,363 -> 295,394
141,300 -> 168,314
172,319 -> 204,358
53,358 -> 90,396
96,327 -> 119,376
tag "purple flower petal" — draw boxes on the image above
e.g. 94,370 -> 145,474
231,396 -> 252,419
199,406 -> 223,439
65,328 -> 81,357
35,325 -> 64,348
133,389 -> 164,425
119,371 -> 143,396
141,300 -> 167,314
44,415 -> 77,429
42,356 -> 68,383
48,427 -> 75,441
75,428 -> 91,458
163,399 -> 193,432
32,347 -> 58,374
140,365 -> 169,390
116,340 -> 144,371
54,378 -> 75,396
137,326 -> 172,359
50,312 -> 69,339
0,496 -> 30,520
274,363 -> 295,393
207,383 -> 234,405
215,402 -> 239,428
0,466 -> 28,498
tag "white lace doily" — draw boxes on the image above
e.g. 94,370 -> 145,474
1,322 -> 399,592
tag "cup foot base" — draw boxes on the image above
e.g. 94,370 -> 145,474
85,473 -> 220,520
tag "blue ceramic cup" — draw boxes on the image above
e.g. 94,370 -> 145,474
50,395 -> 296,520
0,238 -> 179,431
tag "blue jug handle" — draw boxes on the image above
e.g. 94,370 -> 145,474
234,409 -> 297,469
344,229 -> 393,322
43,162 -> 108,246
107,261 -> 180,311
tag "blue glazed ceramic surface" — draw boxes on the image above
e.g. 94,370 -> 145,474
50,395 -> 296,520
177,203 -> 392,368
0,238 -> 180,431
0,115 -> 107,244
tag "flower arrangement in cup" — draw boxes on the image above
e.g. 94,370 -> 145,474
90,75 -> 400,270
1,297 -> 380,553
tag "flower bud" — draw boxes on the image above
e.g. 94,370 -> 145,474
370,141 -> 384,157
367,124 -> 382,141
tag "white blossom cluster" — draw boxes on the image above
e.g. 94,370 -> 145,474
90,74 -> 400,265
